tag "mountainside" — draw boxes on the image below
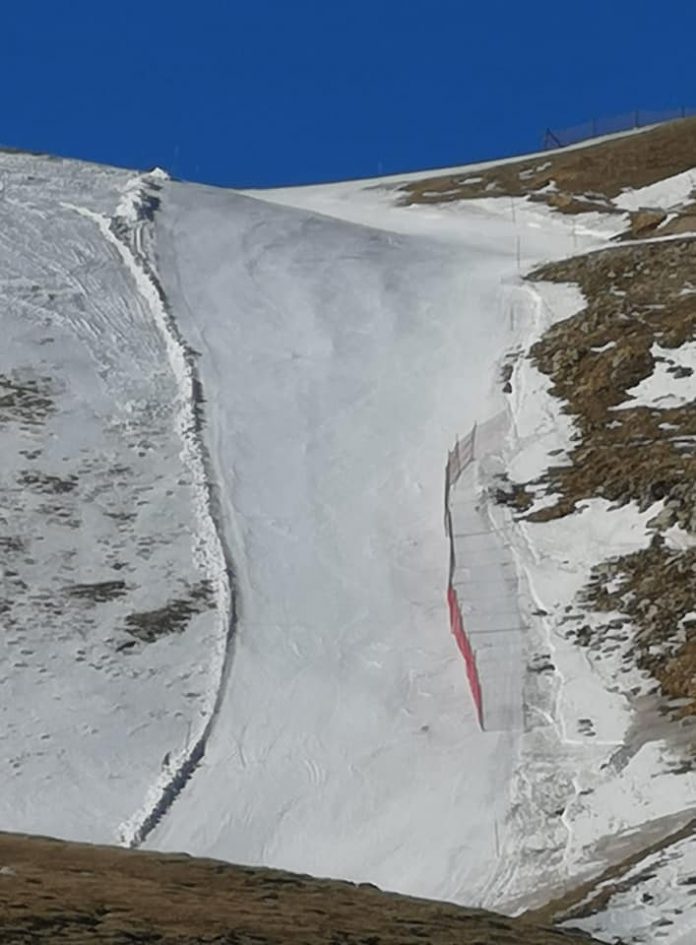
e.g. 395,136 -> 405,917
3,120 -> 696,943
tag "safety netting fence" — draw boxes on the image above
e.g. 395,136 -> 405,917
543,107 -> 696,150
444,412 -> 523,731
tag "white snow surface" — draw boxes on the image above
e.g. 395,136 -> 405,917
615,168 -> 696,212
146,183 -> 526,902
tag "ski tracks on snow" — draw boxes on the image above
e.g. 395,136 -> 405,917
62,173 -> 237,848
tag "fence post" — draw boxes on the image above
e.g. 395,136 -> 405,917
544,128 -> 563,150
444,458 -> 451,536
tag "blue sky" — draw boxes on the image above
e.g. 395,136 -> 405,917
3,0 -> 695,188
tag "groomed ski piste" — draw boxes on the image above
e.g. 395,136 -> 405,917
4,131 -> 696,940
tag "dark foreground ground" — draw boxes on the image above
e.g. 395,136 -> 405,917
0,832 -> 603,944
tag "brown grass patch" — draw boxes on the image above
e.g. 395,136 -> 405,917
399,118 -> 696,216
525,239 -> 696,524
0,831 -> 604,944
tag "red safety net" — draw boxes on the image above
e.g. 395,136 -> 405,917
447,585 -> 483,726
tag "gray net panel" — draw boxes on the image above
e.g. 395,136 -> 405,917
446,428 -> 475,489
447,444 -> 524,733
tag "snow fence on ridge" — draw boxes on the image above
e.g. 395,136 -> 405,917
445,412 -> 524,732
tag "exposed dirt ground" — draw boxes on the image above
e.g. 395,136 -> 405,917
512,237 -> 696,714
0,832 -> 603,945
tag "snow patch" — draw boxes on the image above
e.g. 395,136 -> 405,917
617,340 -> 696,411
616,169 -> 696,212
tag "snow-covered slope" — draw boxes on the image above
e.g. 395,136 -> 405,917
141,177 -> 617,904
145,184 -> 517,901
0,153 -> 229,843
5,130 -> 696,940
